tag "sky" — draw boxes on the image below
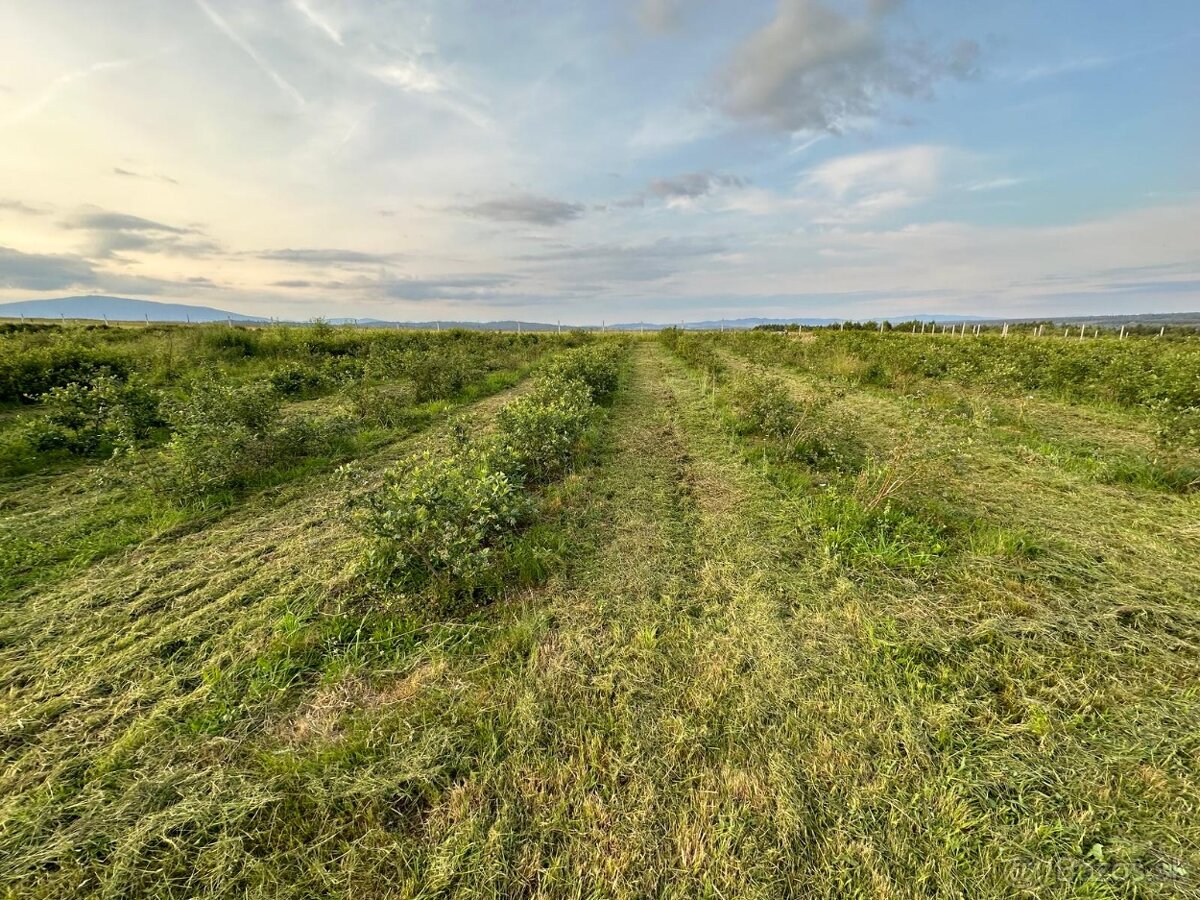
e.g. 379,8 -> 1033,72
0,0 -> 1197,324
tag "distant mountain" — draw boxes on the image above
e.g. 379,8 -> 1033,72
0,296 -> 265,323
7,297 -> 1187,330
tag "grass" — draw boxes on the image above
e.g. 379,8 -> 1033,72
1,332 -> 1198,897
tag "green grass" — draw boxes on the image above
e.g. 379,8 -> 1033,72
2,334 -> 1198,897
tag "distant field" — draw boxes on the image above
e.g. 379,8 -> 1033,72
2,322 -> 1198,898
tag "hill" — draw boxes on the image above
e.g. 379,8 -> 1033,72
0,295 -> 265,323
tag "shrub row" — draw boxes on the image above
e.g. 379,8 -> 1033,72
2,327 -> 578,479
731,330 -> 1200,418
353,344 -> 623,598
658,328 -> 725,376
727,371 -> 866,473
0,323 -> 586,404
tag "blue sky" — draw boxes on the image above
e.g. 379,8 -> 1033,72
0,0 -> 1197,322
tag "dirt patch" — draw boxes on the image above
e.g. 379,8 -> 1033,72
279,659 -> 446,744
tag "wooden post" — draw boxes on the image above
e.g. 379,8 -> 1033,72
1119,325 -> 1125,340
1079,323 -> 1085,340
840,321 -> 845,331
1159,326 -> 1165,337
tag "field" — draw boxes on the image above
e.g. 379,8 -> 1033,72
1,321 -> 1198,898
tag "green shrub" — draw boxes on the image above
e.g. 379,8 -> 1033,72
1153,403 -> 1200,451
200,327 -> 263,358
0,341 -> 131,402
729,372 -> 866,473
164,379 -> 289,497
408,349 -> 480,402
352,344 -> 623,597
490,376 -> 593,484
357,450 -> 529,590
268,364 -> 330,398
659,329 -> 724,377
25,374 -> 162,457
540,345 -> 622,404
729,372 -> 799,440
345,382 -> 419,428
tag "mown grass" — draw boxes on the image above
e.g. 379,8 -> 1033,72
2,335 -> 1198,898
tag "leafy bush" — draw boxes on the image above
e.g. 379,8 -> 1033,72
1153,403 -> 1200,451
729,372 -> 866,472
659,329 -> 725,377
200,328 -> 262,358
268,364 -> 330,398
0,341 -> 130,402
729,372 -> 799,440
345,382 -> 419,428
25,374 -> 162,457
357,450 -> 529,590
539,345 -> 623,404
731,330 -> 1200,414
490,376 -> 594,484
164,378 -> 296,497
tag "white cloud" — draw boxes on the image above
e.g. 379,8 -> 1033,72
637,0 -> 685,34
192,0 -> 306,107
964,176 -> 1027,192
805,144 -> 945,198
2,56 -> 145,126
371,61 -> 443,94
291,0 -> 343,46
716,0 -> 979,132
